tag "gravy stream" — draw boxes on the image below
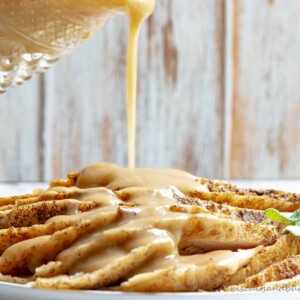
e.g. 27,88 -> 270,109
126,0 -> 154,168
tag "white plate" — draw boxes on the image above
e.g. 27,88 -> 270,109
0,282 -> 300,300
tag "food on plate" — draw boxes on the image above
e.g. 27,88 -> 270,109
0,163 -> 299,292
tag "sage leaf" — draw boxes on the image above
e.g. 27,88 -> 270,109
264,208 -> 291,224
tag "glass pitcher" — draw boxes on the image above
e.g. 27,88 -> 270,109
0,0 -> 130,93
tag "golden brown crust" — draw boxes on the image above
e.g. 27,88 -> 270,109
232,255 -> 300,289
198,178 -> 300,211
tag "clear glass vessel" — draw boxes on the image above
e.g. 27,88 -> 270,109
0,0 -> 126,93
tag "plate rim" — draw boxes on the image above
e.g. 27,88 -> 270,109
0,281 -> 298,298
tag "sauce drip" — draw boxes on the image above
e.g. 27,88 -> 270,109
126,0 -> 155,168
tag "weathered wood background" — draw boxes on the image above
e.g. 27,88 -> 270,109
0,0 -> 300,181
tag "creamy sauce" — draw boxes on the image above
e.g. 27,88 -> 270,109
0,163 -> 261,287
76,162 -> 208,194
126,0 -> 155,168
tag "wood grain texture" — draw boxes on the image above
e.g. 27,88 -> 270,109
43,0 -> 225,180
1,0 -> 300,182
0,77 -> 42,181
136,0 -> 224,177
229,0 -> 300,179
43,16 -> 128,180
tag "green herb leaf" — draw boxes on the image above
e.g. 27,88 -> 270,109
288,209 -> 300,222
263,208 -> 291,223
281,225 -> 300,237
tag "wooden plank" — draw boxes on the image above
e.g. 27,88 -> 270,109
0,77 -> 42,181
136,0 -> 225,177
44,0 -> 225,180
229,0 -> 300,178
43,17 -> 128,180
